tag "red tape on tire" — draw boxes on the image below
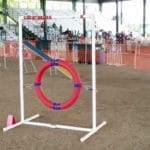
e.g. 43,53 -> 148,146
34,59 -> 82,110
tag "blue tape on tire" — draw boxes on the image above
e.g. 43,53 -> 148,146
34,82 -> 41,86
55,59 -> 59,66
50,59 -> 53,66
52,103 -> 61,110
74,83 -> 81,88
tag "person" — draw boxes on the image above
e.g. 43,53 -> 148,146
129,32 -> 133,38
52,22 -> 57,29
59,25 -> 62,34
40,21 -> 45,28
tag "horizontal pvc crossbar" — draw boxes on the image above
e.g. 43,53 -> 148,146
23,15 -> 85,20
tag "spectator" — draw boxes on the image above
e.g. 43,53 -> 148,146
40,21 -> 45,28
52,22 -> 57,29
59,25 -> 62,34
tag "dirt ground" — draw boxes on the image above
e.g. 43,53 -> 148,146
0,58 -> 150,150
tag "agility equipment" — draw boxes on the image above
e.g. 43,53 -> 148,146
7,115 -> 16,127
23,46 -> 36,73
106,43 -> 122,66
56,66 -> 72,79
23,41 -> 72,78
134,41 -> 150,70
34,59 -> 81,110
3,15 -> 107,142
0,41 -> 7,69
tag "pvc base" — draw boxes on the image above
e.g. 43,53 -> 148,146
3,114 -> 106,142
80,121 -> 107,142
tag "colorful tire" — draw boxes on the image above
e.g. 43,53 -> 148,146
34,59 -> 82,110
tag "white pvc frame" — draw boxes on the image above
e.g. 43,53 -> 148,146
107,43 -> 122,66
3,15 -> 107,142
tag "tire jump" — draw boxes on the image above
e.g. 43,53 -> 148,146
34,59 -> 82,110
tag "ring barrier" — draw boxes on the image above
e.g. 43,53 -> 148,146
34,59 -> 82,110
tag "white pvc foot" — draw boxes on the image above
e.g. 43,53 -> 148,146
3,114 -> 40,132
80,121 -> 107,142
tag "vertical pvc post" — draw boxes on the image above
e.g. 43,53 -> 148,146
91,16 -> 96,129
19,16 -> 25,121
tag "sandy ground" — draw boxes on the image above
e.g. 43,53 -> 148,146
0,58 -> 150,150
